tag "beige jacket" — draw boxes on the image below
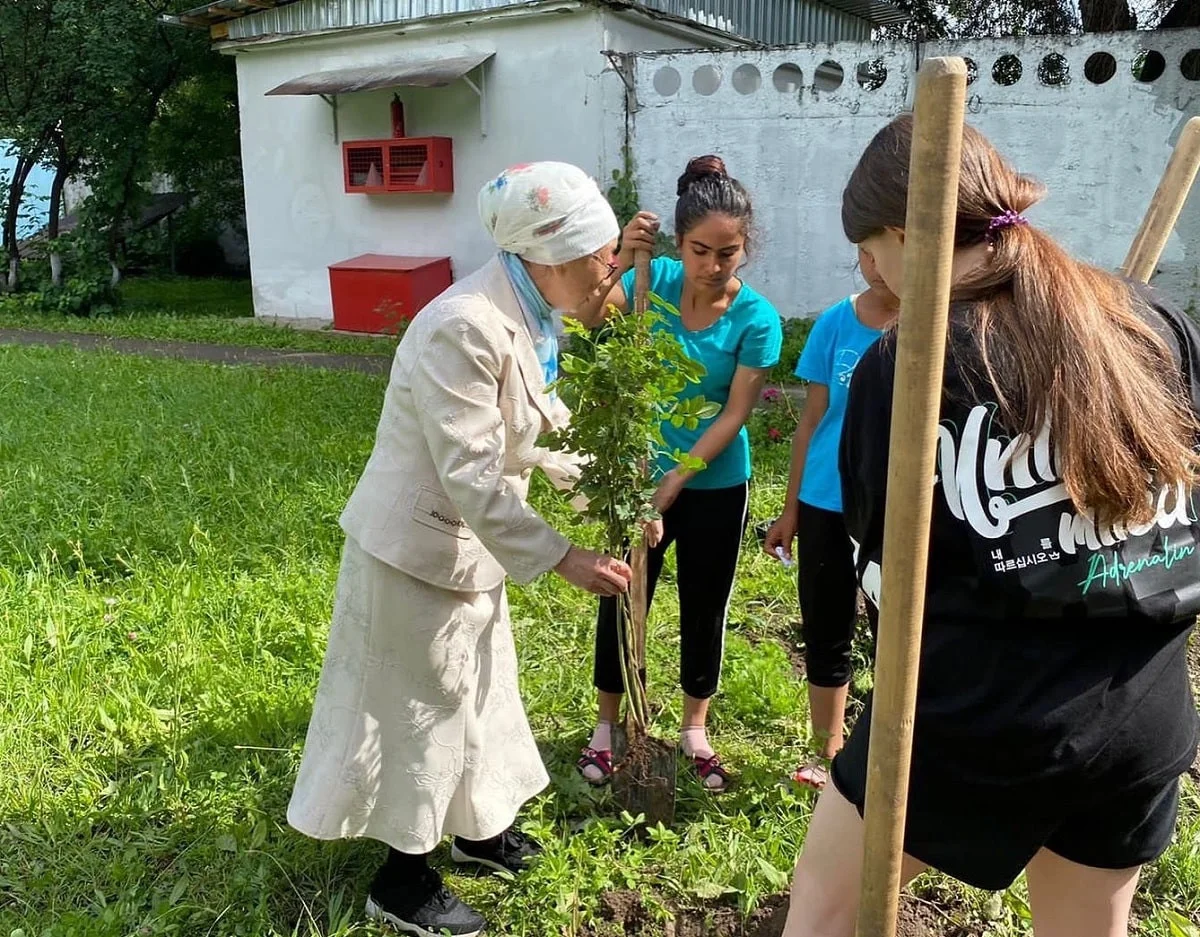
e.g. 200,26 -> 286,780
340,258 -> 582,593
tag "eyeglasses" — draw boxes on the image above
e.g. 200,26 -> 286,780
592,253 -> 619,279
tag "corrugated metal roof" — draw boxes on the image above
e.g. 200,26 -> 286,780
266,51 -> 493,95
166,0 -> 905,39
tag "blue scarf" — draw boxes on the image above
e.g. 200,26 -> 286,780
499,251 -> 558,395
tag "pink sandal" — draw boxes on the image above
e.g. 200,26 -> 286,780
691,753 -> 733,792
791,759 -> 830,791
577,747 -> 613,786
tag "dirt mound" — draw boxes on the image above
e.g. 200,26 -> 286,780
587,890 -> 976,937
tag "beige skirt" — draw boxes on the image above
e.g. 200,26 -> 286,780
287,537 -> 550,854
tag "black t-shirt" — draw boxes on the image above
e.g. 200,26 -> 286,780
839,288 -> 1200,788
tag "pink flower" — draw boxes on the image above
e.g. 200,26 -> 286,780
768,427 -> 782,441
762,387 -> 782,403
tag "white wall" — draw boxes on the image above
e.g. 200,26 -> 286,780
233,8 -> 706,320
629,30 -> 1200,316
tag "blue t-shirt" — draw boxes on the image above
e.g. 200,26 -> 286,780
795,296 -> 884,512
622,257 -> 782,489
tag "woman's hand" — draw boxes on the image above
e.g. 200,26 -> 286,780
555,546 -> 632,596
617,211 -> 660,270
642,517 -> 664,549
652,469 -> 685,515
764,502 -> 800,564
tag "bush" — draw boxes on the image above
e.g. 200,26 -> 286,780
769,315 -> 815,385
0,273 -> 119,318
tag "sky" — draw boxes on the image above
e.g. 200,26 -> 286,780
0,145 -> 52,237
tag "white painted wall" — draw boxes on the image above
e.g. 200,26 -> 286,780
629,30 -> 1200,316
232,7 -> 712,320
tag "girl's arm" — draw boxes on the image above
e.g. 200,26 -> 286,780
784,384 -> 830,506
763,384 -> 828,559
569,211 -> 659,328
654,364 -> 768,511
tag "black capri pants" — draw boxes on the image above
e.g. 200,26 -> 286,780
594,482 -> 749,700
795,500 -> 876,687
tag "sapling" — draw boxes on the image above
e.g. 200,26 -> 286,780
546,281 -> 718,813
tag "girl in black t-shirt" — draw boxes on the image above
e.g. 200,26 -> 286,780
783,116 -> 1200,937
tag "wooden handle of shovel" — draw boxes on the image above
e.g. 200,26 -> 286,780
631,249 -> 652,676
1121,116 -> 1200,284
856,56 -> 968,937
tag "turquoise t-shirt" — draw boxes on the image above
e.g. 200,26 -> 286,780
621,257 -> 783,490
795,295 -> 884,512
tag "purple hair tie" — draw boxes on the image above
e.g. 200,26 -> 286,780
987,209 -> 1028,240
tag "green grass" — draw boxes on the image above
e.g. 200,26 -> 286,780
0,276 -> 396,358
0,343 -> 1196,937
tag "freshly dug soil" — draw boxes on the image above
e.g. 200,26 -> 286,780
612,731 -> 677,829
587,890 -> 981,937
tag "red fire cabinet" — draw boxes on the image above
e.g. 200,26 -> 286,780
328,254 -> 453,334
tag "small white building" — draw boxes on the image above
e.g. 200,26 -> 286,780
170,0 -> 905,323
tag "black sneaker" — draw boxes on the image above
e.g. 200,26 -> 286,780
450,827 -> 543,875
365,866 -> 486,937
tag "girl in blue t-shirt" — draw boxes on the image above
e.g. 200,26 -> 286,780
574,156 -> 783,791
764,248 -> 898,791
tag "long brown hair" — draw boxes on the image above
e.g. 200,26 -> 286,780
842,114 -> 1199,526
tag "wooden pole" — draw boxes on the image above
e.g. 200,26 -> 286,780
856,56 -> 967,937
630,249 -> 652,701
1121,116 -> 1200,284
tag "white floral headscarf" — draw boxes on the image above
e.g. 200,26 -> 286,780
478,162 -> 618,265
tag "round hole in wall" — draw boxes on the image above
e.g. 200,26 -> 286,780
814,60 -> 845,92
992,54 -> 1023,86
1182,49 -> 1200,80
1038,52 -> 1070,86
693,64 -> 722,96
1084,51 -> 1117,84
653,66 -> 682,97
963,57 -> 979,85
856,58 -> 888,90
733,63 -> 762,95
773,63 -> 804,93
1133,49 -> 1166,82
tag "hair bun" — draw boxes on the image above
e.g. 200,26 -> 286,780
677,155 -> 728,196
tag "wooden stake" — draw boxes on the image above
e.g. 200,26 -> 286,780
630,249 -> 652,699
856,56 -> 967,937
1121,116 -> 1200,284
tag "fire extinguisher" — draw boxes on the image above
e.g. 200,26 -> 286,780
391,95 -> 405,139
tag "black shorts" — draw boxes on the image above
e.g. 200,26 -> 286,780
831,707 -> 1183,890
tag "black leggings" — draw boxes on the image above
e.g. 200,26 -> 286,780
594,483 -> 749,701
795,500 -> 876,687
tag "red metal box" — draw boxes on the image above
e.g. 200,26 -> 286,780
328,254 -> 453,334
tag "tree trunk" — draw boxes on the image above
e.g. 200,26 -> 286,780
1160,0 -> 1200,28
3,155 -> 35,292
1079,0 -> 1136,31
47,145 -> 73,289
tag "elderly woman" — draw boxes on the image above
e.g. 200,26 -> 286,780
287,162 -> 631,937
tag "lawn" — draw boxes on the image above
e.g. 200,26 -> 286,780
0,277 -> 397,358
0,342 -> 1197,937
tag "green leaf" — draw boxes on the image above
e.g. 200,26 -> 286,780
168,875 -> 188,906
215,833 -> 238,854
693,880 -> 736,900
97,706 -> 117,734
755,857 -> 790,891
1166,910 -> 1200,937
695,401 -> 721,420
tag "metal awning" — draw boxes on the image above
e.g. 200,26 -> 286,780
265,51 -> 494,96
165,0 -> 300,29
266,51 -> 494,139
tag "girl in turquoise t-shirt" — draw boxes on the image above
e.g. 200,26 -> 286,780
764,247 -> 898,791
572,156 -> 783,792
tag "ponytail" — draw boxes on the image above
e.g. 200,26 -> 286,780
843,114 -> 1200,527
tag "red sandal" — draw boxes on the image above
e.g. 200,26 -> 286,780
577,747 -> 613,786
690,753 -> 732,792
791,758 -> 831,792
